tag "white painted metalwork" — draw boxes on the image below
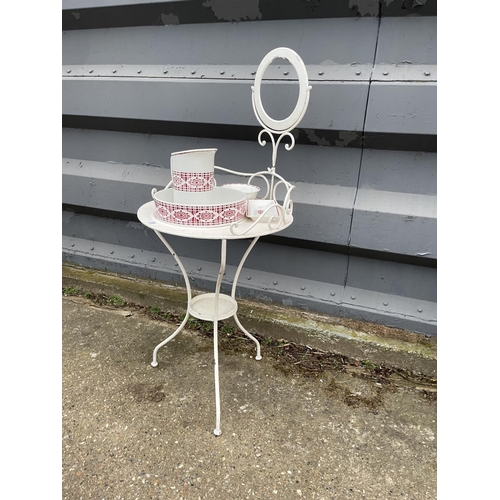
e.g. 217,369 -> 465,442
137,48 -> 310,436
252,47 -> 311,134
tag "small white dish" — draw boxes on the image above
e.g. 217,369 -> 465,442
246,199 -> 280,221
221,183 -> 260,199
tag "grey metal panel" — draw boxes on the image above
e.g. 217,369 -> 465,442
359,149 -> 436,195
62,19 -> 379,66
364,82 -> 437,135
349,148 -> 437,257
350,189 -> 437,258
345,255 -> 436,303
341,287 -> 436,334
62,128 -> 362,186
62,78 -> 369,131
280,182 -> 354,245
62,159 -> 167,213
375,17 -> 437,65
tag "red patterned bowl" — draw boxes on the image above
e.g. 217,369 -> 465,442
152,187 -> 247,227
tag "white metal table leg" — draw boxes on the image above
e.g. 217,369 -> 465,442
150,230 -> 192,367
212,239 -> 227,436
151,312 -> 190,367
231,236 -> 262,360
150,231 -> 261,436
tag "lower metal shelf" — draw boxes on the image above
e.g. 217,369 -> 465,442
188,293 -> 238,321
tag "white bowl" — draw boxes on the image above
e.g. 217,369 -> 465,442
152,187 -> 247,226
246,199 -> 280,221
220,183 -> 260,199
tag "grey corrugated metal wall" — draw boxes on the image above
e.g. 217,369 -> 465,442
62,0 -> 437,335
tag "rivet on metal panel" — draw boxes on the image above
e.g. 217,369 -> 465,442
163,69 -> 168,74
418,308 -> 423,313
247,276 -> 251,280
355,71 -> 361,76
131,254 -> 135,258
110,250 -> 114,254
273,281 -> 278,285
318,71 -> 324,75
424,71 -> 431,76
251,71 -> 256,75
191,70 -> 196,74
351,296 -> 356,300
67,70 -> 71,73
383,71 -> 388,76
71,243 -> 75,247
151,257 -> 156,262
89,69 -> 93,73
197,267 -> 202,271
90,247 -> 94,251
137,70 -> 142,74
284,71 -> 289,75
220,71 -> 225,75
330,292 -> 335,296
301,286 -> 305,290
174,263 -> 178,266
112,69 -> 117,73
383,302 -> 388,306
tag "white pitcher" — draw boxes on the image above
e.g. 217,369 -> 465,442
171,148 -> 217,204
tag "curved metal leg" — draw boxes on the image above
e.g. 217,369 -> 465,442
151,312 -> 190,367
233,314 -> 262,360
231,236 -> 262,360
151,230 -> 192,367
213,239 -> 227,436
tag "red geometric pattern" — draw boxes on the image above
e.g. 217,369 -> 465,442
172,171 -> 215,192
154,198 -> 247,226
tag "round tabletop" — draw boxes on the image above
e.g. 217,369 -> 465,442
137,201 -> 293,240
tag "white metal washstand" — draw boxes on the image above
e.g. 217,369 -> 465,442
137,47 -> 312,435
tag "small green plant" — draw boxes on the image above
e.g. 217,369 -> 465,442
148,306 -> 163,316
200,321 -> 213,333
361,360 -> 377,371
221,323 -> 236,335
106,295 -> 126,307
63,287 -> 80,296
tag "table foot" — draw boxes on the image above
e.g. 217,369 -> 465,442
213,428 -> 222,436
151,312 -> 190,367
233,314 -> 262,361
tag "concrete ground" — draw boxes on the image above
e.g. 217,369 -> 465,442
62,287 -> 437,499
